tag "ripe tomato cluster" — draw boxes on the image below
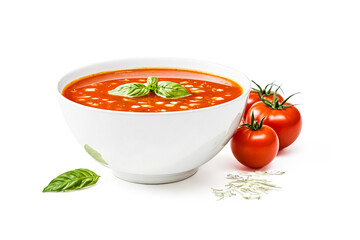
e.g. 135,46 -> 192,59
231,81 -> 302,168
242,81 -> 284,120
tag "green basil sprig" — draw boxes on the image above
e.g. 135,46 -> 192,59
108,76 -> 191,99
108,82 -> 150,97
147,76 -> 158,91
155,81 -> 191,98
43,168 -> 100,192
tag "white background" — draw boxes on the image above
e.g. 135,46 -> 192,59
1,0 -> 359,239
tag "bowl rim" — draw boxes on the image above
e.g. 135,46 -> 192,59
57,57 -> 251,115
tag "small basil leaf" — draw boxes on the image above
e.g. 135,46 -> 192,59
146,76 -> 158,91
108,83 -> 149,97
155,81 -> 191,99
84,144 -> 108,166
43,168 -> 100,192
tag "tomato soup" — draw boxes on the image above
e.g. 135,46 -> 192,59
62,68 -> 243,112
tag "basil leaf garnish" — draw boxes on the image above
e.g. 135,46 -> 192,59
108,76 -> 191,99
146,76 -> 158,91
108,83 -> 150,97
84,144 -> 108,166
155,81 -> 191,99
43,168 -> 100,192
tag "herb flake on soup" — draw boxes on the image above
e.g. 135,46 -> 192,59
62,68 -> 243,112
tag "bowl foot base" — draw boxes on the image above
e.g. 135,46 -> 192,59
112,168 -> 198,184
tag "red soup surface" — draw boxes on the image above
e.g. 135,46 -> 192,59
62,68 -> 243,112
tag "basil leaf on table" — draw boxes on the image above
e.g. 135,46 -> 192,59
155,81 -> 191,99
84,144 -> 108,166
43,168 -> 100,192
108,83 -> 150,97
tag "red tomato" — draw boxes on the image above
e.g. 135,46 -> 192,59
231,115 -> 279,168
246,100 -> 302,150
244,90 -> 284,118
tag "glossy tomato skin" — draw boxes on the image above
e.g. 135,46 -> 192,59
246,102 -> 302,150
230,125 -> 279,168
243,91 -> 284,121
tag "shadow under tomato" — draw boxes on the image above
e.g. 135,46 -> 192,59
276,147 -> 295,157
213,152 -> 273,172
235,162 -> 273,172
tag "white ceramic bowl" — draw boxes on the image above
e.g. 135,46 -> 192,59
57,58 -> 250,184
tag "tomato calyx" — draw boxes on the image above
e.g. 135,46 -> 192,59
258,86 -> 299,110
251,80 -> 282,97
242,111 -> 266,131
